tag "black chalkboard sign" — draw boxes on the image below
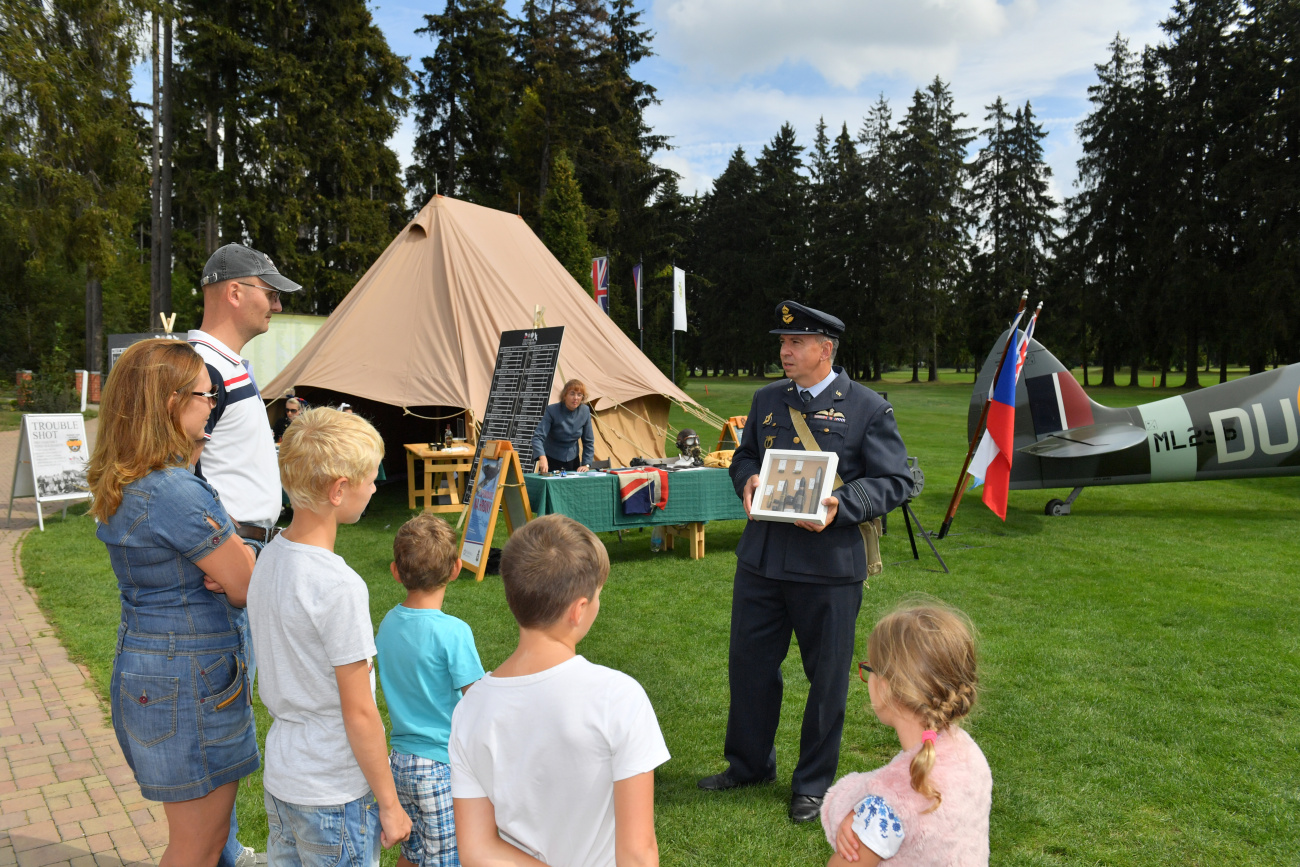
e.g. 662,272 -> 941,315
464,327 -> 564,498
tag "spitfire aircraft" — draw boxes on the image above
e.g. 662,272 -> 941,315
969,332 -> 1300,515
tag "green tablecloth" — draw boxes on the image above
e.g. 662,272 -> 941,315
524,468 -> 747,533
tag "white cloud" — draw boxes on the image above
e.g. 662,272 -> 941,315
655,0 -> 1019,86
646,0 -> 1172,196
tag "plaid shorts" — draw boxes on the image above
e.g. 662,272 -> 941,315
390,751 -> 459,867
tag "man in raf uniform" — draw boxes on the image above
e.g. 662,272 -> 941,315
698,301 -> 913,823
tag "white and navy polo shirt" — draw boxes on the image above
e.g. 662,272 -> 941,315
188,330 -> 282,525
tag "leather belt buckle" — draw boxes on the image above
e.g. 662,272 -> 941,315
234,521 -> 277,544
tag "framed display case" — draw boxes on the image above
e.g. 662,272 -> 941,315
749,449 -> 839,526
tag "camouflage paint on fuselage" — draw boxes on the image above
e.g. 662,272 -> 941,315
969,332 -> 1300,490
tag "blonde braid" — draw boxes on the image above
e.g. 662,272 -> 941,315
869,601 -> 979,814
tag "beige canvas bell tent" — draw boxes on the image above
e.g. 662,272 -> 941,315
264,195 -> 704,466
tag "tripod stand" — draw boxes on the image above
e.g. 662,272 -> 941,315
899,500 -> 948,573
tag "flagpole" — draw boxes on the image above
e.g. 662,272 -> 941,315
638,257 -> 644,351
937,293 -> 1029,539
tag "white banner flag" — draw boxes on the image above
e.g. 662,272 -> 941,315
673,267 -> 687,332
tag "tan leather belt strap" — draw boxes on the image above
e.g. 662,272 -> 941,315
787,406 -> 883,578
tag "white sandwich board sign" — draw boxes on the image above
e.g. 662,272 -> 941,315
8,414 -> 91,531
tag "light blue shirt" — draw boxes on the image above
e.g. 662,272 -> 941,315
798,367 -> 839,400
376,605 -> 485,763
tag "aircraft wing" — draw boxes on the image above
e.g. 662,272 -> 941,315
1018,423 -> 1148,459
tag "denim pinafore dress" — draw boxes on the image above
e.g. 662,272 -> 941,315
98,466 -> 260,802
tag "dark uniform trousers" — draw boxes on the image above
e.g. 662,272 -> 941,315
722,367 -> 912,798
725,565 -> 862,795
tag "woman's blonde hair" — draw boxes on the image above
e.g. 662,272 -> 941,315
868,600 -> 979,813
87,339 -> 205,521
561,379 -> 587,400
279,407 -> 384,511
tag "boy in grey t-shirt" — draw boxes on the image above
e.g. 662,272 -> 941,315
248,408 -> 411,865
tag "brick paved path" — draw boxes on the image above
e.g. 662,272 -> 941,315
0,421 -> 169,866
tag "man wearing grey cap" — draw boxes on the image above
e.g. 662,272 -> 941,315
189,243 -> 301,867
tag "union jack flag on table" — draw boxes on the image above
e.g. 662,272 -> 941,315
610,468 -> 668,515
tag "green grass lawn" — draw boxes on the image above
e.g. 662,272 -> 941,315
21,373 -> 1300,866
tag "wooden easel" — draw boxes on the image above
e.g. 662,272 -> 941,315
458,440 -> 533,581
716,416 -> 747,451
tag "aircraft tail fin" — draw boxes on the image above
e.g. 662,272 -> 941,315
1023,369 -> 1097,436
969,332 -> 1110,441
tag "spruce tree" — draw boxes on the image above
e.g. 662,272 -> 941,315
692,148 -> 763,375
968,97 -> 1056,360
171,0 -> 409,315
408,0 -> 516,206
1159,0 -> 1240,384
0,0 -> 146,371
541,150 -> 593,288
895,79 -> 973,381
508,0 -> 608,220
753,123 -> 809,364
859,95 -> 901,380
809,119 -> 870,377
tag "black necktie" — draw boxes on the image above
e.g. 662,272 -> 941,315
800,389 -> 812,404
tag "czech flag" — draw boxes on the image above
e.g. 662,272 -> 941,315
968,307 -> 1038,519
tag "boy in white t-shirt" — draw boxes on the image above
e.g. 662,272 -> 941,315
449,514 -> 670,867
248,408 -> 411,865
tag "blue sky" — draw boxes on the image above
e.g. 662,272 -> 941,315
137,0 -> 1175,205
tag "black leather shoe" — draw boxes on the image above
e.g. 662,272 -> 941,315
789,793 -> 823,823
697,769 -> 775,791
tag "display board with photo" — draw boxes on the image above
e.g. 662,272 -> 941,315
749,448 -> 839,527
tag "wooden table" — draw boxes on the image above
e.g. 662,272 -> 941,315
405,443 -> 476,513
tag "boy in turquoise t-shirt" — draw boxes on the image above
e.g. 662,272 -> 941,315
376,515 -> 485,867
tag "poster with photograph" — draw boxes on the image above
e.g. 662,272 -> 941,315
9,413 -> 91,531
461,454 -> 503,569
749,448 -> 839,526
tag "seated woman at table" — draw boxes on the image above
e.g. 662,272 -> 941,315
531,378 -> 595,473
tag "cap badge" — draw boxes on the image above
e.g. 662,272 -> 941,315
781,305 -> 793,324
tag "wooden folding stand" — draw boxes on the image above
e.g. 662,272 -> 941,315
458,440 -> 532,581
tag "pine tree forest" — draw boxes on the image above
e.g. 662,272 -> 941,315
1,0 -> 1297,387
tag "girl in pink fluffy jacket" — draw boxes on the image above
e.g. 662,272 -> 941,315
823,603 -> 991,867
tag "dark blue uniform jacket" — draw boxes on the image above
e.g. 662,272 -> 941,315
730,367 -> 912,584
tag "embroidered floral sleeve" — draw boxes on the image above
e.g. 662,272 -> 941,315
850,794 -> 905,859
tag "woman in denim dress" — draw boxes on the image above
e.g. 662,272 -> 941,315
88,339 -> 260,866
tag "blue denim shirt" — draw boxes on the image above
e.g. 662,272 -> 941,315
97,466 -> 241,636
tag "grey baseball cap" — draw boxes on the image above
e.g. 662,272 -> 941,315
201,243 -> 302,294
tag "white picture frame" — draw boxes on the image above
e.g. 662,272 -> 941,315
749,448 -> 838,526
